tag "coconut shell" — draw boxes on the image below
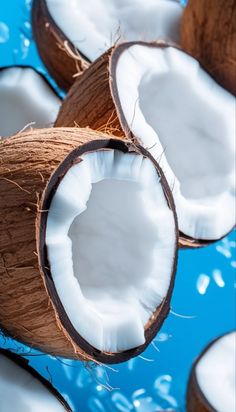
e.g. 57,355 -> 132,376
0,349 -> 72,411
32,0 -> 89,91
55,41 -> 217,248
0,127 -> 177,363
181,0 -> 236,96
186,333 -> 233,412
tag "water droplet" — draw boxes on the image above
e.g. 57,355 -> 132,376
132,389 -> 160,412
196,274 -> 210,295
154,375 -> 178,408
0,22 -> 9,44
212,269 -> 225,288
88,397 -> 106,412
20,33 -> 30,59
111,392 -> 133,412
155,332 -> 172,343
76,367 -> 92,388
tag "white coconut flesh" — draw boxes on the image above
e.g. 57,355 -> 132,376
0,353 -> 67,412
46,149 -> 176,353
115,45 -> 236,240
46,0 -> 182,61
0,67 -> 60,138
196,332 -> 236,412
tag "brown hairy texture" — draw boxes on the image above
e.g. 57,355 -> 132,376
181,0 -> 236,96
55,41 -> 217,248
0,128 -> 107,360
0,127 -> 178,363
32,0 -> 89,91
0,349 -> 72,411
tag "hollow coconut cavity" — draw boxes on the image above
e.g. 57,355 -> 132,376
56,42 -> 236,245
45,0 -> 182,61
0,66 -> 61,138
45,144 -> 177,354
32,0 -> 182,89
0,349 -> 71,411
0,128 -> 177,363
187,331 -> 236,412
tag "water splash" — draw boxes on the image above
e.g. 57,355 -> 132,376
212,269 -> 225,288
196,274 -> 210,295
154,375 -> 178,409
132,389 -> 160,412
88,397 -> 107,412
111,392 -> 133,412
0,22 -> 9,43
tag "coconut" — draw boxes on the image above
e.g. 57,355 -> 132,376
0,127 -> 177,363
187,331 -> 236,412
0,66 -> 61,138
0,349 -> 72,411
55,41 -> 236,247
181,0 -> 236,96
32,0 -> 183,90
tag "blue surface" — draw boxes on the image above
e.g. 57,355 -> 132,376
0,1 -> 235,411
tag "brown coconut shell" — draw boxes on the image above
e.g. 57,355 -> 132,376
181,0 -> 236,96
0,127 -> 178,363
55,41 -> 218,248
32,0 -> 89,91
186,333 -> 233,412
0,348 -> 72,411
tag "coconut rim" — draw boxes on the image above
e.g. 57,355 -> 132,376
107,40 -> 235,246
0,348 -> 72,411
37,137 -> 178,364
32,0 -> 90,63
0,64 -> 61,100
187,331 -> 236,412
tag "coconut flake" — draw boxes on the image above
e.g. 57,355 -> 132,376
46,0 -> 182,61
115,44 -> 236,240
46,149 -> 176,353
196,332 -> 236,412
0,67 -> 61,138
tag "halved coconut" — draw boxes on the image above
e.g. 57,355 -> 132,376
181,0 -> 236,96
32,0 -> 183,90
187,331 -> 236,412
56,42 -> 236,247
0,66 -> 61,138
0,127 -> 177,363
0,349 -> 72,411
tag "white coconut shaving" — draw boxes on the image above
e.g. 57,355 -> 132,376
115,44 -> 236,240
46,0 -> 182,61
0,67 -> 60,138
46,149 -> 176,353
196,332 -> 236,412
0,353 -> 67,412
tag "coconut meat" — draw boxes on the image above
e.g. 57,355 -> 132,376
115,45 -> 236,240
196,332 -> 236,412
0,353 -> 66,412
0,67 -> 60,138
46,149 -> 176,353
46,0 -> 182,61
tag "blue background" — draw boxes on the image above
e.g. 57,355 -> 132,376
0,1 -> 235,411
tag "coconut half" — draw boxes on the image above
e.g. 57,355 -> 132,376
32,0 -> 183,90
181,0 -> 236,96
0,127 -> 177,363
187,331 -> 236,412
0,349 -> 72,411
0,66 -> 61,138
56,41 -> 236,247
